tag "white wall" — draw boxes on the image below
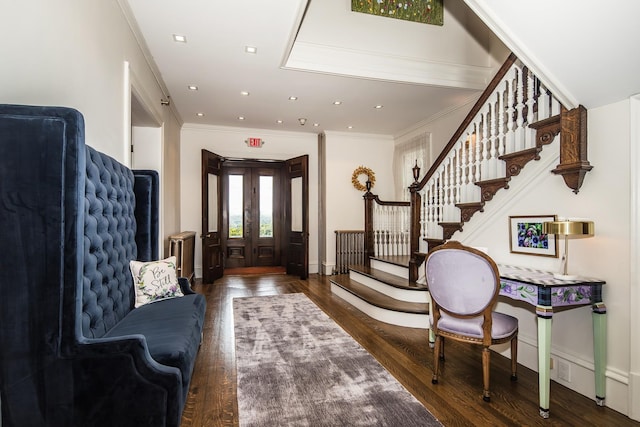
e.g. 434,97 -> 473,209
180,124 -> 319,277
629,94 -> 640,421
322,131 -> 395,274
457,99 -> 634,415
396,97 -> 479,167
160,114 -> 183,256
0,0 -> 183,250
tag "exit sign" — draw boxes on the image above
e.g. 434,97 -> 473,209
246,137 -> 265,148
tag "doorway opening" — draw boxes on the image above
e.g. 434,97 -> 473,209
223,161 -> 282,270
201,150 -> 308,283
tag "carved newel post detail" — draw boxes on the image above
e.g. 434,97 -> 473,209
363,184 -> 375,268
408,162 -> 422,282
552,105 -> 593,193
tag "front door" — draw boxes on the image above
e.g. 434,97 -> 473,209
284,155 -> 309,279
223,163 -> 281,268
201,149 -> 224,283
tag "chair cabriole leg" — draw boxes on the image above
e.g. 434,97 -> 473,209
432,335 -> 441,384
482,346 -> 491,402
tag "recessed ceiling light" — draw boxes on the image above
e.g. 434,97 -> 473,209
238,116 -> 245,120
188,85 -> 198,91
333,101 -> 342,105
173,34 -> 187,43
240,91 -> 250,96
313,123 -> 319,127
245,46 -> 257,54
374,105 -> 383,109
276,120 -> 283,124
196,112 -> 204,117
288,96 -> 298,101
347,125 -> 353,129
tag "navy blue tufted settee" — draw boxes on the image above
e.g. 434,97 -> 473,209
0,105 -> 206,426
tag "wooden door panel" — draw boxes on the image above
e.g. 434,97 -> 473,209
284,155 -> 309,279
201,149 -> 224,283
255,244 -> 276,266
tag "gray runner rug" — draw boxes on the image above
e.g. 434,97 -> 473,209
233,293 -> 442,426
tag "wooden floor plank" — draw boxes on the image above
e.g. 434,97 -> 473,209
180,273 -> 638,427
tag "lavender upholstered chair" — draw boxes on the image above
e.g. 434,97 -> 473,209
425,241 -> 518,402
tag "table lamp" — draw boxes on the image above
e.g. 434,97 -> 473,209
542,220 -> 594,280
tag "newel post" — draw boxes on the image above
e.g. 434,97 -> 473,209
363,185 -> 375,268
408,182 -> 421,282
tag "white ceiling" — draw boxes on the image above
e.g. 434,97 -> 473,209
123,0 -> 640,136
464,0 -> 640,110
122,0 -> 502,136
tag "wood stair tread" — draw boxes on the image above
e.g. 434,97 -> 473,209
348,265 -> 428,291
330,274 -> 429,315
369,254 -> 410,268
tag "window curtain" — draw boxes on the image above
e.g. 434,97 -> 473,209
393,133 -> 430,201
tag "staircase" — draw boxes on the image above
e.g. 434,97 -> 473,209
330,53 -> 593,327
329,256 -> 429,329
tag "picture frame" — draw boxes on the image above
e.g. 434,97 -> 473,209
509,215 -> 558,257
351,0 -> 444,26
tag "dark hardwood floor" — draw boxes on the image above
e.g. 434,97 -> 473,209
181,273 -> 637,427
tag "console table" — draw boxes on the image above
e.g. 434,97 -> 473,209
498,264 -> 606,418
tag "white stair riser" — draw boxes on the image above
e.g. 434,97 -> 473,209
331,284 -> 429,329
349,270 -> 429,303
370,259 -> 408,279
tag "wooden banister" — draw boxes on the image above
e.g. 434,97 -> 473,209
417,53 -> 518,192
364,191 -> 411,267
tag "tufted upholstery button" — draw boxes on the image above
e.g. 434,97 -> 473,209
82,146 -> 137,339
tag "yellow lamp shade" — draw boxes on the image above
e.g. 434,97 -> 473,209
543,220 -> 594,237
542,220 -> 594,280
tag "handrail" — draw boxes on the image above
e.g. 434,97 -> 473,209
370,195 -> 410,207
360,53 -> 567,282
416,53 -> 518,192
406,53 -> 562,281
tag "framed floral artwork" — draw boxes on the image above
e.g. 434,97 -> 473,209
351,0 -> 444,26
509,215 -> 558,257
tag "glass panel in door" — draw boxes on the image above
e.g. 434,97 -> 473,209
259,176 -> 273,237
208,174 -> 218,232
228,174 -> 243,238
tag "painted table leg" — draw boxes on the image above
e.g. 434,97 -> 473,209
537,306 -> 553,418
428,293 -> 435,347
592,302 -> 607,406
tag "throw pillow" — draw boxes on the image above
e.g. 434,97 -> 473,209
129,256 -> 183,307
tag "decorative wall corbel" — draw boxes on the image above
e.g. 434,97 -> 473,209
551,105 -> 593,194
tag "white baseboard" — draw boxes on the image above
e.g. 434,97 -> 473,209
628,372 -> 640,421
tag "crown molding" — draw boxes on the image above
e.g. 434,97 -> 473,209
284,41 -> 494,90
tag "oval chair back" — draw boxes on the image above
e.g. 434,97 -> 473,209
425,240 -> 518,402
